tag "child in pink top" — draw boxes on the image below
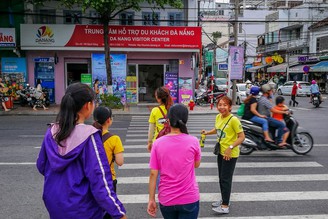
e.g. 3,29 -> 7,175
147,104 -> 201,219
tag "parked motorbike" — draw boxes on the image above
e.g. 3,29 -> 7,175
311,93 -> 321,108
16,84 -> 34,107
240,110 -> 313,155
16,84 -> 50,108
195,84 -> 225,106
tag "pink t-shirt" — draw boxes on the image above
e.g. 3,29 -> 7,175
149,133 -> 201,206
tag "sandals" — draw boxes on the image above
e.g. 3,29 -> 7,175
265,139 -> 275,143
278,142 -> 290,147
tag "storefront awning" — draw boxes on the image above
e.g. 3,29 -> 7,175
267,63 -> 288,73
310,61 -> 328,72
246,64 -> 269,72
289,64 -> 314,73
266,62 -> 300,73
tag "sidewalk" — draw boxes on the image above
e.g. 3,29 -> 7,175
0,103 -> 239,116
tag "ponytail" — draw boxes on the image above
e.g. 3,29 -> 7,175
177,119 -> 188,134
155,86 -> 173,110
54,83 -> 96,146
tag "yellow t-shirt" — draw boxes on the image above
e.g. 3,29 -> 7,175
215,114 -> 243,158
102,131 -> 124,180
148,105 -> 167,141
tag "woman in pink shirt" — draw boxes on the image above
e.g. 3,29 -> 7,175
147,104 -> 201,219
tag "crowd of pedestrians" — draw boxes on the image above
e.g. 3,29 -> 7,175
37,81 -> 301,218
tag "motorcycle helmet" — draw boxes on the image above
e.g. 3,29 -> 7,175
311,80 -> 316,84
250,86 -> 260,95
261,84 -> 272,93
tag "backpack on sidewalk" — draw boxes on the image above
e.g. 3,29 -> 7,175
156,106 -> 171,139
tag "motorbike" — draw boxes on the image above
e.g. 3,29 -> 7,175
16,84 -> 34,107
240,110 -> 314,155
195,84 -> 225,106
311,93 -> 321,108
16,84 -> 50,108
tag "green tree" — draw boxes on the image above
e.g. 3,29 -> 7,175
30,0 -> 183,91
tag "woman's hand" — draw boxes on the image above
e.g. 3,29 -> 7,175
259,114 -> 267,118
147,200 -> 157,217
147,142 -> 152,152
223,148 -> 232,160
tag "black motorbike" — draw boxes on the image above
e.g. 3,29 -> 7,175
240,110 -> 314,155
16,85 -> 50,108
311,93 -> 321,108
16,84 -> 34,107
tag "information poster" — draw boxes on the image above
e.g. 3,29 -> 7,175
164,72 -> 178,103
1,58 -> 27,84
91,53 -> 108,94
126,76 -> 137,104
111,54 -> 127,104
229,46 -> 244,80
179,77 -> 193,105
91,53 -> 127,103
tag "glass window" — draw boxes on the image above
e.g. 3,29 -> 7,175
64,10 -> 82,24
39,10 -> 56,24
142,12 -> 160,26
120,12 -> 134,25
89,11 -> 100,24
168,12 -> 182,26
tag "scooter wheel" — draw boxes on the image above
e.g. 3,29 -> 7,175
240,133 -> 255,155
292,132 -> 314,155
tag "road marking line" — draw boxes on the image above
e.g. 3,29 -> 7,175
118,162 -> 322,169
118,191 -> 328,204
0,161 -> 322,168
0,162 -> 35,165
31,141 -> 328,150
118,174 -> 328,184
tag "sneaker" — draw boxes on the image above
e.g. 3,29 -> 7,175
211,200 -> 222,207
212,206 -> 230,214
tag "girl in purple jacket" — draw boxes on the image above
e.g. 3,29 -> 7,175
37,83 -> 126,219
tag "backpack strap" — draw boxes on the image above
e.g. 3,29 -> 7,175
102,132 -> 115,165
157,106 -> 167,133
157,106 -> 166,118
102,132 -> 113,143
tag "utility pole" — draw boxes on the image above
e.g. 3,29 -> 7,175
232,0 -> 239,105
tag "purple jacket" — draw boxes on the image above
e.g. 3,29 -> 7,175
36,124 -> 126,219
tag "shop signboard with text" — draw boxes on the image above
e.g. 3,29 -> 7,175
0,28 -> 16,47
21,25 -> 201,50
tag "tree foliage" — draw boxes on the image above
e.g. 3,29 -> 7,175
29,0 -> 183,87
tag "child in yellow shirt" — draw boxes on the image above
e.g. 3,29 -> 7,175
93,106 -> 124,192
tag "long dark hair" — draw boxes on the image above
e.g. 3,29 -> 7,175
168,104 -> 189,134
55,83 -> 96,146
155,86 -> 173,110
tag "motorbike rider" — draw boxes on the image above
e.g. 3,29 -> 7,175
242,86 -> 274,143
310,80 -> 322,103
257,84 -> 290,147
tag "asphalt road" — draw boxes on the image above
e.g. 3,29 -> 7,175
0,96 -> 327,219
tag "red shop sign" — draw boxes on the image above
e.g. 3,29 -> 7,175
66,25 -> 202,49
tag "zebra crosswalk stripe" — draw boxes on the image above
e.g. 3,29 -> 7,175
117,191 -> 328,204
119,161 -> 322,169
118,174 -> 328,184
